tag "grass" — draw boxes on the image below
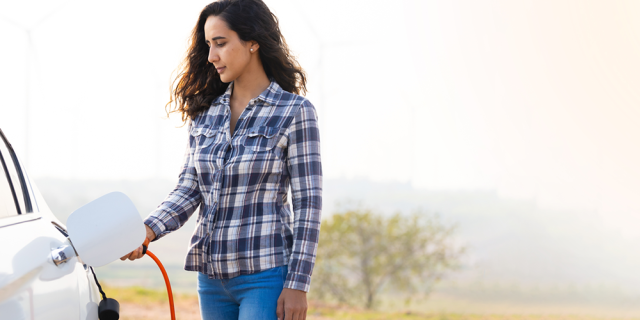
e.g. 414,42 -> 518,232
102,284 -> 198,305
103,285 -> 640,320
304,302 -> 626,320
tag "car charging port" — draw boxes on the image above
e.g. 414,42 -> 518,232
50,245 -> 76,266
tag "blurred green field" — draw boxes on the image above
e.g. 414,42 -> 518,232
97,265 -> 640,319
104,285 -> 640,320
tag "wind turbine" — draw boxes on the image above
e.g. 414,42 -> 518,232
0,1 -> 72,169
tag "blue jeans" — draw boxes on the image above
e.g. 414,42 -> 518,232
197,266 -> 288,320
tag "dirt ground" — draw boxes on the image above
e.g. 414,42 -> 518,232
117,300 -> 638,320
118,299 -> 330,320
112,287 -> 633,320
119,300 -> 201,320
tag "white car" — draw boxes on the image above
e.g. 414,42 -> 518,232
0,128 -> 104,320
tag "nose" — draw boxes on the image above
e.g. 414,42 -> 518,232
208,46 -> 219,64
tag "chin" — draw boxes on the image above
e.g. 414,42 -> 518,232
219,73 -> 236,84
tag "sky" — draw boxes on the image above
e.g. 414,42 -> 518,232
1,0 -> 640,236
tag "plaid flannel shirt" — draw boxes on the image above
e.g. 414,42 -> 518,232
144,80 -> 322,292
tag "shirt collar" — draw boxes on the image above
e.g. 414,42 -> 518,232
212,80 -> 283,106
255,80 -> 283,106
212,83 -> 233,105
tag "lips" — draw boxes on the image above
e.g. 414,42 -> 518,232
216,66 -> 226,73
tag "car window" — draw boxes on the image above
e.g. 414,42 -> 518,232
0,150 -> 20,218
0,130 -> 31,214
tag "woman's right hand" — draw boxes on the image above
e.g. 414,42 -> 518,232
120,224 -> 157,261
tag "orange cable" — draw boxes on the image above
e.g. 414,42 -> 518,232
146,251 -> 176,320
142,237 -> 176,320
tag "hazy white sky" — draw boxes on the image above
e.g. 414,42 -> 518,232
1,0 -> 639,235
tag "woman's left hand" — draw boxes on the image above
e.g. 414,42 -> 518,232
276,288 -> 307,320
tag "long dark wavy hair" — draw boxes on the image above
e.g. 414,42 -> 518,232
167,0 -> 307,122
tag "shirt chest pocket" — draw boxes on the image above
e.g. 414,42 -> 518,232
191,126 -> 218,150
243,126 -> 280,152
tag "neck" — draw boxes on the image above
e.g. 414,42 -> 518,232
232,58 -> 271,102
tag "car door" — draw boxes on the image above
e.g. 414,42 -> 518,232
0,129 -> 84,320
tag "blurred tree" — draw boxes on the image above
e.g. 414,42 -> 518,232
311,207 -> 464,309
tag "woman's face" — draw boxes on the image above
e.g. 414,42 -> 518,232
204,15 -> 255,83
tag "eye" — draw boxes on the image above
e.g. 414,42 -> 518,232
216,42 -> 226,48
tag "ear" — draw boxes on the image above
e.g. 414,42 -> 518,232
249,41 -> 259,53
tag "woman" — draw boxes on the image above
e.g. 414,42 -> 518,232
120,1 -> 322,319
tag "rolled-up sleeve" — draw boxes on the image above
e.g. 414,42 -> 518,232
284,100 -> 323,292
144,124 -> 202,241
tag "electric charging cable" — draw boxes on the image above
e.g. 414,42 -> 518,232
142,237 -> 176,320
91,237 -> 176,320
91,266 -> 121,320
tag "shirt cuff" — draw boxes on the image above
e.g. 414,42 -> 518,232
144,216 -> 168,241
283,271 -> 311,292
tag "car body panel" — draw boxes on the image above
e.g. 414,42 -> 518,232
0,128 -> 102,320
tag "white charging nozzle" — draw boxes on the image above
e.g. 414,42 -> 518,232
60,192 -> 146,267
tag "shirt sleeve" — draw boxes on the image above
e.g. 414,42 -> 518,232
144,124 -> 202,241
284,100 -> 323,292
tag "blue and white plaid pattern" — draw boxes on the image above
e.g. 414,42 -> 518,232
144,81 -> 322,292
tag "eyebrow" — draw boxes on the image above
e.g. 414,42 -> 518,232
208,36 -> 226,42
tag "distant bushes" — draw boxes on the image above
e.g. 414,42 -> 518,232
311,206 -> 464,309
